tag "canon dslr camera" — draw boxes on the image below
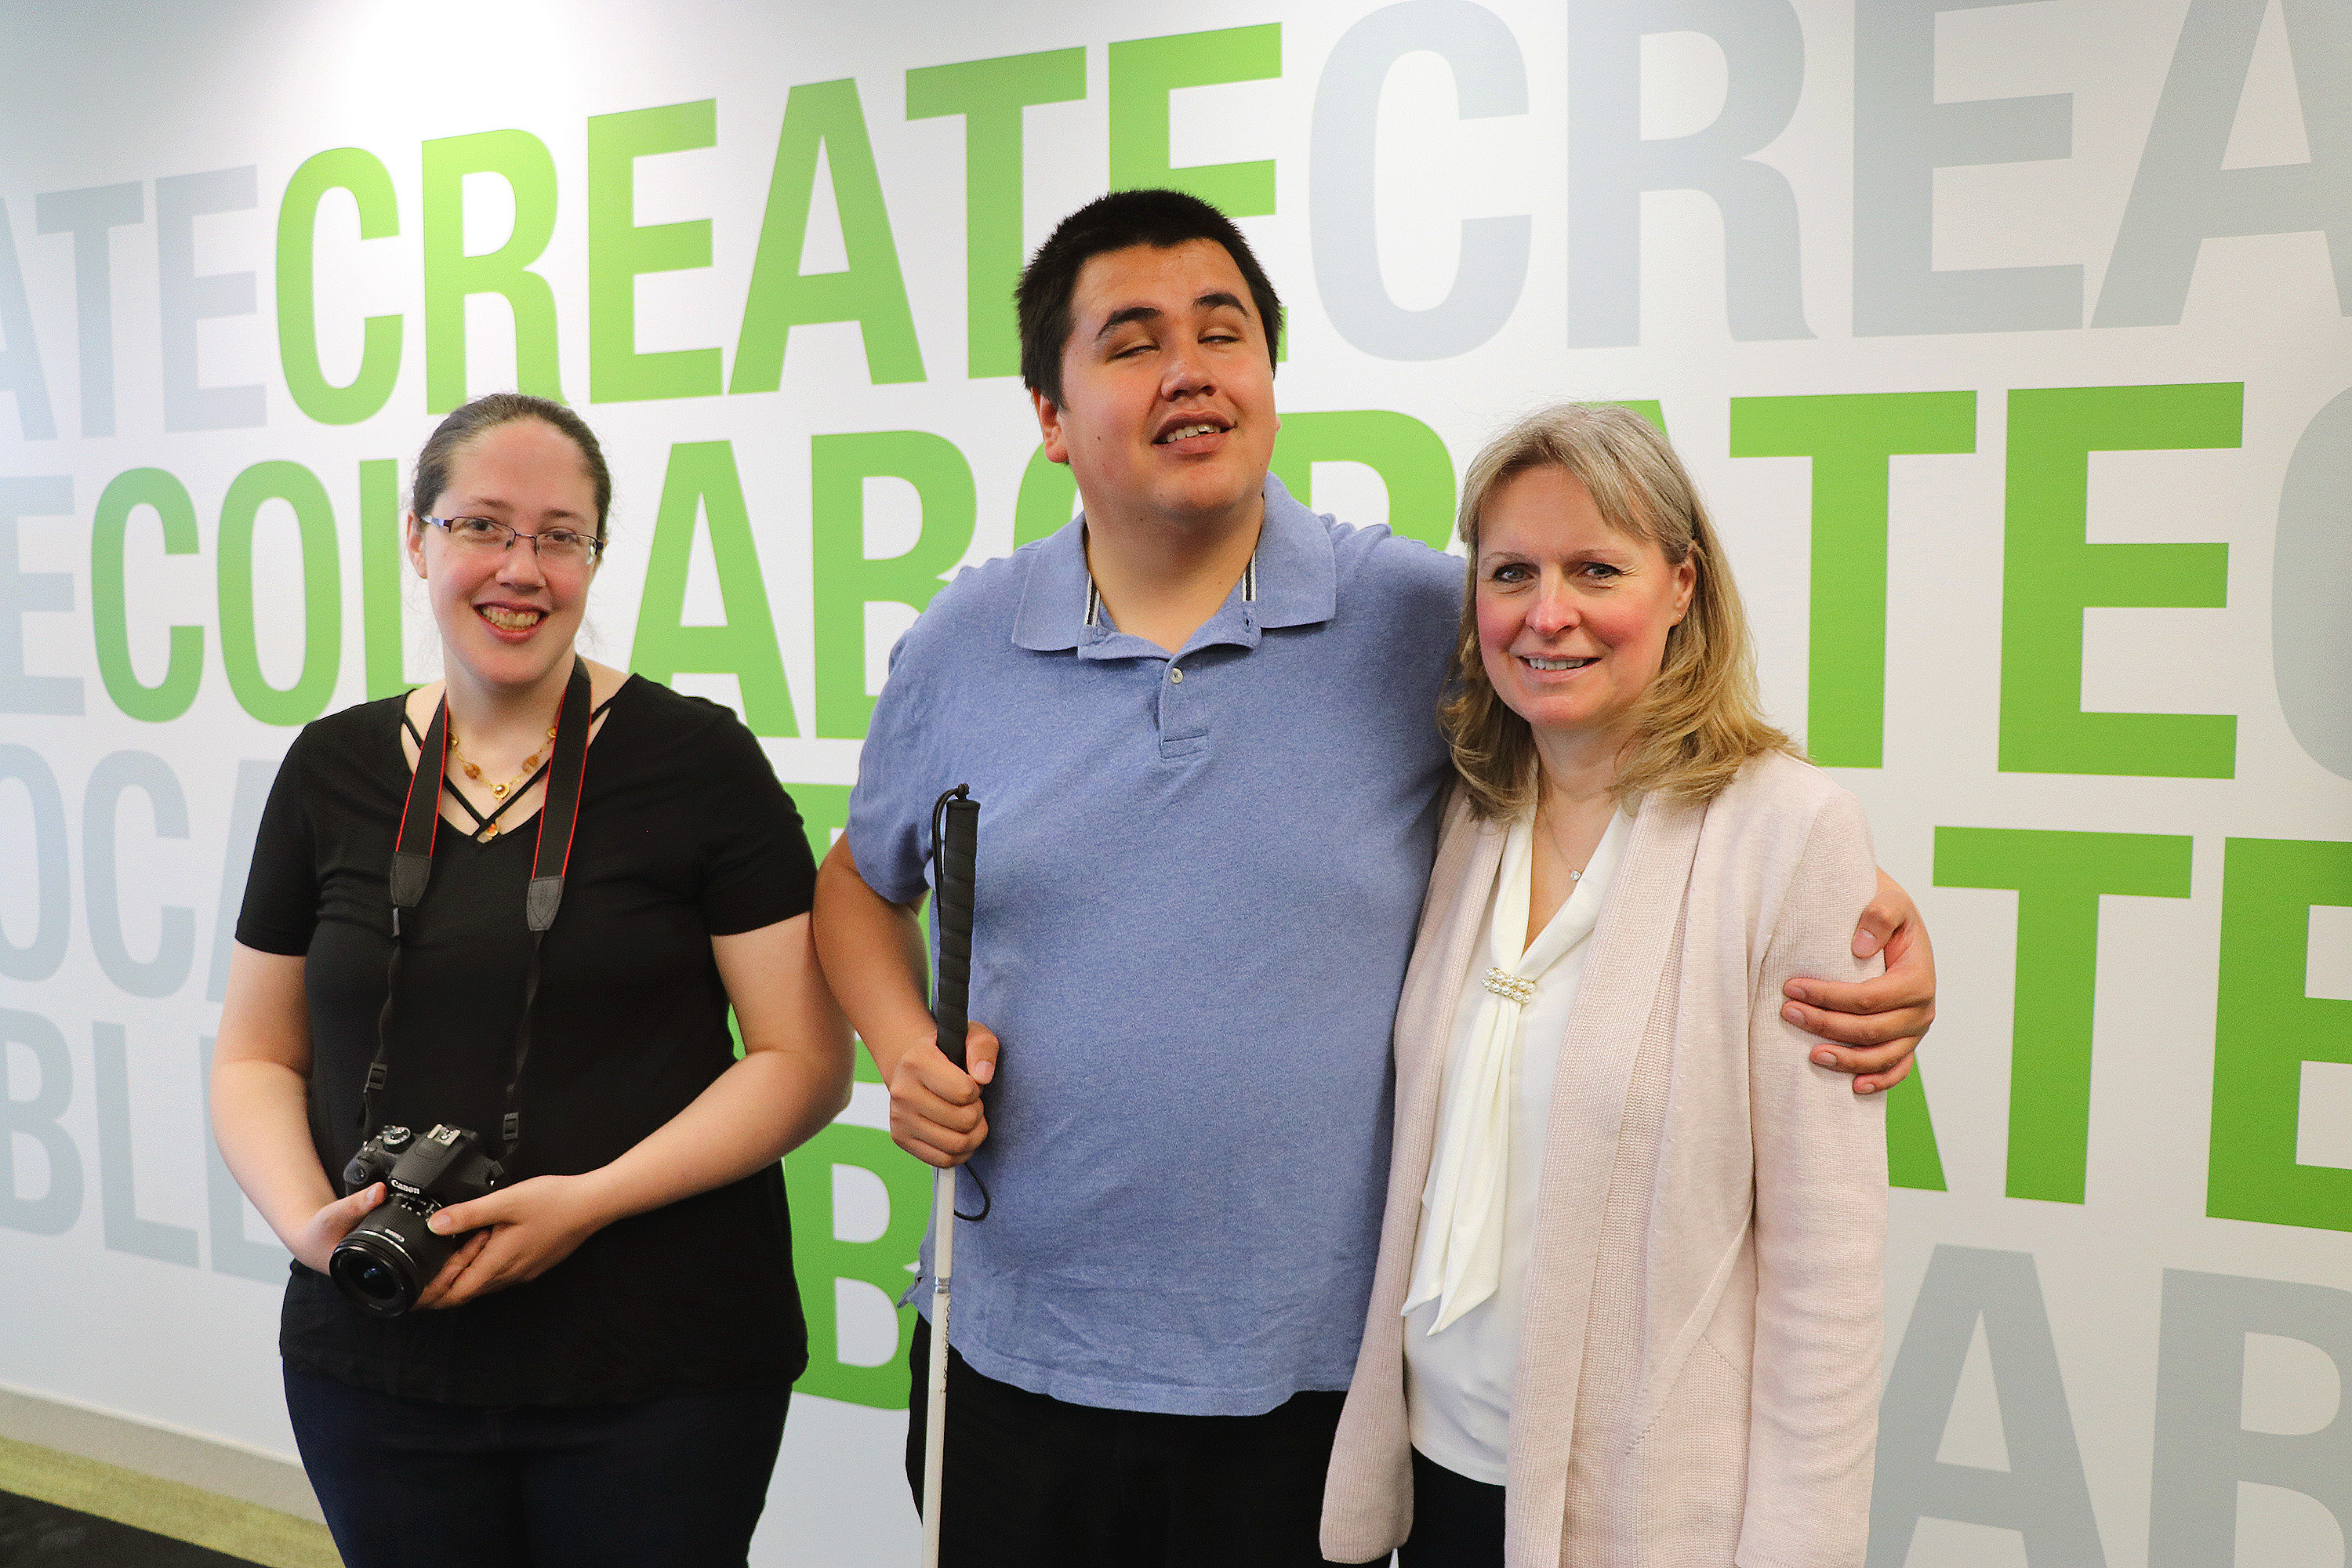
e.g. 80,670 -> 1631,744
329,1124 -> 501,1317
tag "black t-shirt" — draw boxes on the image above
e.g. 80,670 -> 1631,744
237,676 -> 815,1406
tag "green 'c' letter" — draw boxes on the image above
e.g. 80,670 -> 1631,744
906,50 -> 1087,381
277,148 -> 402,425
1935,826 -> 2194,1204
587,100 -> 722,404
92,468 -> 203,722
422,129 -> 566,411
811,431 -> 975,739
2210,837 -> 2352,1233
1730,390 -> 1976,768
630,441 -> 800,736
2000,383 -> 2240,777
1269,411 -> 1458,550
735,81 -> 926,391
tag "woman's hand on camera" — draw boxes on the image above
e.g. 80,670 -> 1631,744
412,1174 -> 612,1309
292,1183 -> 386,1274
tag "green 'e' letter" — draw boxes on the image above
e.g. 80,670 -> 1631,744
2000,383 -> 2240,778
586,100 -> 722,404
2210,837 -> 2352,1233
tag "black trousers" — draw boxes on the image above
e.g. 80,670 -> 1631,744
1398,1448 -> 1506,1567
285,1366 -> 789,1568
905,1316 -> 1354,1566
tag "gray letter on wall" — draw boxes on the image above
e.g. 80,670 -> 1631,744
35,183 -> 143,439
2273,387 -> 2352,781
1566,0 -> 1814,347
156,167 -> 265,432
208,757 -> 280,1002
0,199 -> 57,441
200,1036 -> 286,1281
93,1022 -> 200,1266
2094,0 -> 2350,328
1312,1 -> 1531,360
2148,1268 -> 2352,1566
0,743 -> 71,980
1854,0 -> 2082,336
0,477 -> 82,716
1867,1245 -> 2107,1566
0,1007 -> 83,1236
85,750 -> 197,999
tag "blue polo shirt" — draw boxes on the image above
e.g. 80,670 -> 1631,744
846,476 -> 1461,1415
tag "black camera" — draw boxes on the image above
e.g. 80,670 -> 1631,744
329,1124 -> 502,1318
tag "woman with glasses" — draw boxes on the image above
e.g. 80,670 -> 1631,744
212,394 -> 851,1566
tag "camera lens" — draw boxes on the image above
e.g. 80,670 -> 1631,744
328,1203 -> 451,1318
347,1258 -> 401,1303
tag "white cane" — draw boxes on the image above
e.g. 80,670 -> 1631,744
921,786 -> 979,1568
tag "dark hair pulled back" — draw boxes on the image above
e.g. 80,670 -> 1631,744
409,394 -> 612,541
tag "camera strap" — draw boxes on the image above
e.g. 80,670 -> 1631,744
362,660 -> 595,1169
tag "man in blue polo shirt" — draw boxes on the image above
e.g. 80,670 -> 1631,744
811,190 -> 1933,1564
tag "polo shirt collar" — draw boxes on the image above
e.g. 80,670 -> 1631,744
1009,474 -> 1337,653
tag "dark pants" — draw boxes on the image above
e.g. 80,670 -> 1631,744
285,1366 -> 789,1568
904,1316 -> 1353,1566
1398,1448 -> 1506,1567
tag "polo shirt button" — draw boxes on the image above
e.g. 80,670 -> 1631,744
1169,667 -> 1185,683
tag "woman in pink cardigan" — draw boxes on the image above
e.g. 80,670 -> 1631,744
1321,405 -> 1886,1567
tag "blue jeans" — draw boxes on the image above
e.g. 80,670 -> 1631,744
285,1367 -> 789,1567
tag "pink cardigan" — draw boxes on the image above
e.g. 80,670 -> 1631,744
1322,753 -> 1888,1567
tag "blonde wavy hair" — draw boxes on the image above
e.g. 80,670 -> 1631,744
1441,403 -> 1798,818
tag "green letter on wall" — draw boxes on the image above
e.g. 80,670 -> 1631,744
2210,837 -> 2352,1233
811,431 -> 975,739
277,148 -> 402,425
1936,826 -> 2194,1204
586,100 -> 722,404
92,468 -> 203,722
2000,383 -> 2240,777
1730,390 -> 1976,768
630,441 -> 800,736
1013,445 -> 1080,550
906,49 -> 1087,381
218,462 -> 342,726
1110,27 -> 1282,221
358,458 -> 410,700
422,129 -> 565,411
735,81 -> 926,391
783,1120 -> 931,1408
1269,409 -> 1457,551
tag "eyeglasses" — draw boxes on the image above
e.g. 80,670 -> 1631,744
422,515 -> 604,567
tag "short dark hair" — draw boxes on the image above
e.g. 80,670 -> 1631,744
408,393 -> 613,543
1016,189 -> 1283,407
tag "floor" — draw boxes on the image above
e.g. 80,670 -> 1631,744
0,1490 -> 268,1566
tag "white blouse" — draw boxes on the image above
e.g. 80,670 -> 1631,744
1400,806 -> 1632,1485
